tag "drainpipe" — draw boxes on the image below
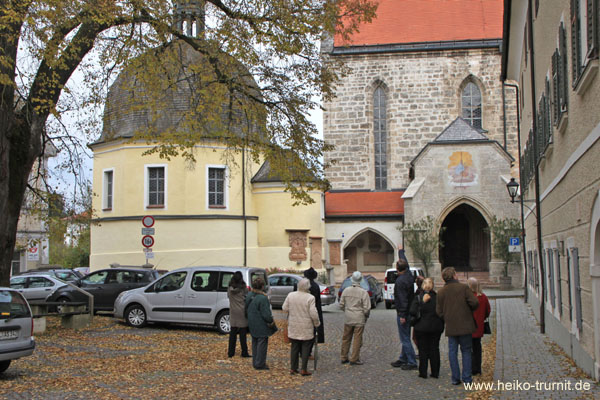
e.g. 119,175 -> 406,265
502,82 -> 507,150
503,82 -> 528,303
527,0 -> 546,334
242,145 -> 247,267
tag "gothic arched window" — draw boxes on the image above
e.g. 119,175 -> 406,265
462,82 -> 482,129
373,86 -> 387,190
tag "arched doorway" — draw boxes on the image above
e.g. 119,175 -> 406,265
440,204 -> 490,271
344,229 -> 395,273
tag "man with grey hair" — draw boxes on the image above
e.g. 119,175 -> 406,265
339,271 -> 371,365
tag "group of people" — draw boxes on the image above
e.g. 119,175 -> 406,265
391,249 -> 491,385
227,258 -> 491,386
226,268 -> 324,373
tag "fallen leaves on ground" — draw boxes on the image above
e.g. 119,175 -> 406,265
0,316 -> 305,399
465,300 -> 497,400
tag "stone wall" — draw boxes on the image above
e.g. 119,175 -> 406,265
323,47 -> 518,190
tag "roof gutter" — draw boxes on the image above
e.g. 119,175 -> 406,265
500,0 -> 512,81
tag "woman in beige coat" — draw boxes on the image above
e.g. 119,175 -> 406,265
282,278 -> 321,376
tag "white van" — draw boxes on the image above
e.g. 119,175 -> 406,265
383,267 -> 425,309
114,266 -> 269,333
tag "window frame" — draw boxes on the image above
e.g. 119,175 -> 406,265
373,85 -> 387,190
103,168 -> 114,211
461,81 -> 483,130
206,165 -> 228,210
572,0 -> 599,91
145,164 -> 167,209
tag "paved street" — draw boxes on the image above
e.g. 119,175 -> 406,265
274,302 -> 480,399
494,298 -> 599,399
2,296 -> 599,399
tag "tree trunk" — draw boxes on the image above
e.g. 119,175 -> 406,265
0,113 -> 41,286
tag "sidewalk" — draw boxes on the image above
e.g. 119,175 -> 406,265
493,298 -> 599,399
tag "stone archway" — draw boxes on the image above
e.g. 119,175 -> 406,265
343,229 -> 395,273
439,203 -> 490,271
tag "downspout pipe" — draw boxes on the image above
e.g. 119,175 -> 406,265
503,82 -> 528,303
527,0 -> 546,334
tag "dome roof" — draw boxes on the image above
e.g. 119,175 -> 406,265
99,40 -> 263,144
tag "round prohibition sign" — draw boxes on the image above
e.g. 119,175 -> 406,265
142,235 -> 154,248
142,215 -> 155,228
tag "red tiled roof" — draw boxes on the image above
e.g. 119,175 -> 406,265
335,0 -> 504,47
325,191 -> 404,217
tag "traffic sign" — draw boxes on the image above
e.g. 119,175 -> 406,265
145,252 -> 154,259
142,228 -> 155,235
142,235 -> 154,248
142,215 -> 155,228
509,237 -> 521,253
143,248 -> 153,253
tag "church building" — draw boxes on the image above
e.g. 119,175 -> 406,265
322,0 -> 522,284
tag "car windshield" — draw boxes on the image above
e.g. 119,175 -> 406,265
0,290 -> 31,319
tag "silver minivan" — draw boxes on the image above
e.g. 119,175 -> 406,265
0,288 -> 35,373
114,266 -> 269,334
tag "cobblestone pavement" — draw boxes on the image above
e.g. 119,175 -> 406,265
494,298 -> 599,399
276,301 -> 481,399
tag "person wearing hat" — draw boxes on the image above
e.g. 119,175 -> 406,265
304,267 -> 325,359
339,271 -> 371,365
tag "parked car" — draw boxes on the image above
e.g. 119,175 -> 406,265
114,266 -> 270,334
9,274 -> 69,302
267,273 -> 336,308
0,288 -> 35,373
383,267 -> 425,309
45,267 -> 160,312
18,268 -> 82,282
337,274 -> 383,309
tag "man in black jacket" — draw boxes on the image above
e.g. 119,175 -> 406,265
391,257 -> 417,370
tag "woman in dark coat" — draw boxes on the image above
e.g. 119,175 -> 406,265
245,277 -> 275,370
304,267 -> 324,352
410,277 -> 444,379
227,271 -> 250,358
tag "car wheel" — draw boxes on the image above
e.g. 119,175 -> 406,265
125,304 -> 147,328
56,296 -> 70,314
216,310 -> 230,334
385,301 -> 392,309
0,360 -> 10,373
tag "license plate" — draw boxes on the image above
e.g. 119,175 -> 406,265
0,330 -> 18,340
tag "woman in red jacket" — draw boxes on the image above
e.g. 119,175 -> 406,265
468,278 -> 491,376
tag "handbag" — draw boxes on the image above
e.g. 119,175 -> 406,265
283,321 -> 290,343
483,319 -> 491,334
267,321 -> 278,335
409,295 -> 421,326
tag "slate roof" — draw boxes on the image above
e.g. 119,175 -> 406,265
334,0 -> 503,47
433,117 -> 489,142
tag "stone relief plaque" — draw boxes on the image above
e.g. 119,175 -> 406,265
288,231 -> 308,261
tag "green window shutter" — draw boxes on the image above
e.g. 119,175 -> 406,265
544,80 -> 552,146
559,23 -> 569,113
587,0 -> 598,57
552,51 -> 560,125
571,0 -> 582,85
548,249 -> 555,308
572,247 -> 583,331
555,249 -> 562,317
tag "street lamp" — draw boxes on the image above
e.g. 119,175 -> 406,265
506,178 -> 520,203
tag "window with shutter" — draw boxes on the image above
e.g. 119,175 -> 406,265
572,0 -> 583,85
559,23 -> 569,113
571,247 -> 583,331
552,51 -> 560,125
544,80 -> 552,147
567,249 -> 573,321
548,248 -> 555,308
587,0 -> 598,58
554,249 -> 562,317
